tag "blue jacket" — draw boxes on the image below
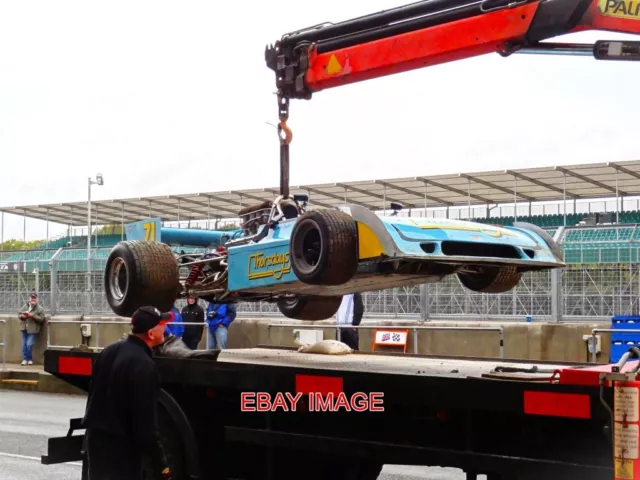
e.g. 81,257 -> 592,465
165,307 -> 184,337
206,302 -> 237,330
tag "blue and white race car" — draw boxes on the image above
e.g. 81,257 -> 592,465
104,195 -> 565,320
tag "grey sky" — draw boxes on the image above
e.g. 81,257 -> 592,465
1,0 -> 639,241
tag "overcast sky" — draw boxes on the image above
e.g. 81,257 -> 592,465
1,0 -> 639,241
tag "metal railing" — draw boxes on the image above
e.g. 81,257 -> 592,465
267,323 -> 505,359
45,320 -> 210,351
0,320 -> 6,371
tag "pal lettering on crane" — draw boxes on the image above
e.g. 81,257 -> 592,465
599,0 -> 640,19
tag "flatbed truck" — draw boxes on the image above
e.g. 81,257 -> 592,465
39,0 -> 640,477
40,342 -> 638,479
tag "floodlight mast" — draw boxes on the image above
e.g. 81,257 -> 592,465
265,0 -> 640,198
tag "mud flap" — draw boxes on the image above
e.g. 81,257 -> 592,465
41,417 -> 86,468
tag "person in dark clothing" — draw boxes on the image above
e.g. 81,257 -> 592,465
336,293 -> 364,350
81,306 -> 175,480
181,296 -> 205,349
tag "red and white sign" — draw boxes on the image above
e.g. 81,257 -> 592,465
374,330 -> 407,345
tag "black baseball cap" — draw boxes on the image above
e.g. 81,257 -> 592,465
131,306 -> 174,334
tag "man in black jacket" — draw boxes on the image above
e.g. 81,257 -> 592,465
181,296 -> 205,350
336,293 -> 364,351
81,306 -> 174,480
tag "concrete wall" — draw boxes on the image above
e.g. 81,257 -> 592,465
0,314 -> 611,366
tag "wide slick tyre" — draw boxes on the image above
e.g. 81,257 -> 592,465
277,295 -> 343,320
289,209 -> 358,285
104,240 -> 180,317
457,265 -> 522,293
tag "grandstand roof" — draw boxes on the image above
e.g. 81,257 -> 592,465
2,160 -> 640,226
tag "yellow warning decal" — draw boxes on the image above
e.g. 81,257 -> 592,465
598,0 -> 640,19
616,458 -> 634,479
326,55 -> 342,75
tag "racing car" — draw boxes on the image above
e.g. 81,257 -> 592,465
103,194 -> 565,320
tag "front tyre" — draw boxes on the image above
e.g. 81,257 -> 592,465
104,241 -> 180,317
289,209 -> 358,285
277,295 -> 343,320
457,265 -> 522,293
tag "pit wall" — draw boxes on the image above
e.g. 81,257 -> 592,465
0,315 -> 611,366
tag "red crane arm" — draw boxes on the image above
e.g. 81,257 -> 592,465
266,0 -> 640,100
264,0 -> 640,198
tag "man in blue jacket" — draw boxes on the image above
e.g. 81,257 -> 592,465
165,303 -> 184,339
206,301 -> 236,349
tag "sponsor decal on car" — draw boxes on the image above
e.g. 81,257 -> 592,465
248,251 -> 291,280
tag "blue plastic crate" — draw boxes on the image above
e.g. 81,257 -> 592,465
610,316 -> 640,362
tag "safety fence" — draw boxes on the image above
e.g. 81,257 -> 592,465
42,319 -> 504,359
1,319 -> 634,366
1,257 -> 640,322
45,320 -> 222,352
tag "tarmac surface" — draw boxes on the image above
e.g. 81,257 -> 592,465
0,390 -> 478,479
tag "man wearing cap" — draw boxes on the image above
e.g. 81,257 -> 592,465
17,292 -> 46,366
81,306 -> 174,480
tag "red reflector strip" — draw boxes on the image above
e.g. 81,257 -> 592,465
295,374 -> 343,395
58,356 -> 92,376
524,391 -> 591,419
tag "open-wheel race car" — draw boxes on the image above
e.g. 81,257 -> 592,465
103,195 -> 565,321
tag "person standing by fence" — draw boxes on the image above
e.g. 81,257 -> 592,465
18,293 -> 46,366
336,293 -> 364,351
181,296 -> 205,349
206,301 -> 236,350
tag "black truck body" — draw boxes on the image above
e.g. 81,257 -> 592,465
39,344 -> 622,480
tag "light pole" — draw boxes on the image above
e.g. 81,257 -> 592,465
87,173 -> 104,312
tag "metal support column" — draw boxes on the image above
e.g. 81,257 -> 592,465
419,284 -> 430,321
551,268 -> 562,323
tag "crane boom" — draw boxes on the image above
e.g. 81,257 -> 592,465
264,0 -> 640,197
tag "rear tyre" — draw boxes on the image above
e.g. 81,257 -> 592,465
457,265 -> 522,293
277,295 -> 343,320
141,396 -> 188,480
104,241 -> 180,317
289,209 -> 358,285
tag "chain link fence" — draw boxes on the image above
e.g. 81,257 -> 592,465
2,246 -> 640,321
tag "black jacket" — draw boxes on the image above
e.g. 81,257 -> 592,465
181,303 -> 205,336
81,335 -> 167,472
352,292 -> 364,326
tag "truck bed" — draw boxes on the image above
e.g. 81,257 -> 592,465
216,347 -> 569,381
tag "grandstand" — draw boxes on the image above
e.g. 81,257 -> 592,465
2,159 -> 640,321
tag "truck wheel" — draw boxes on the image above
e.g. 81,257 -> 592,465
141,402 -> 187,480
104,240 -> 180,317
277,295 -> 343,320
457,265 -> 522,293
290,209 -> 357,285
